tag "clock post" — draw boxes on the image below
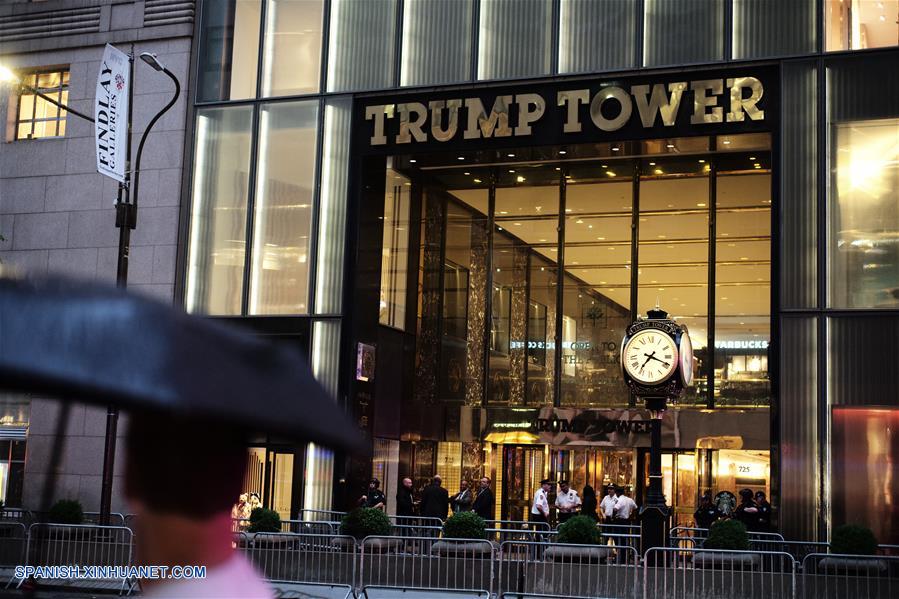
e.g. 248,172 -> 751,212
619,306 -> 693,562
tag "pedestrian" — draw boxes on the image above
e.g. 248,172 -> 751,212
600,484 -> 618,524
359,478 -> 386,511
451,480 -> 473,513
420,475 -> 450,520
755,491 -> 772,532
471,477 -> 494,521
530,479 -> 553,525
613,486 -> 638,525
694,492 -> 721,530
734,488 -> 760,532
396,477 -> 416,518
554,480 -> 581,524
581,485 -> 599,521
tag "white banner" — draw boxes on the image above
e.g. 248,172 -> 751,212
95,44 -> 130,182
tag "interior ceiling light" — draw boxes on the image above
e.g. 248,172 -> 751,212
667,143 -> 675,148
457,156 -> 465,160
516,176 -> 525,183
507,153 -> 515,157
463,171 -> 470,175
410,159 -> 417,163
722,140 -> 731,145
649,162 -> 656,166
559,150 -> 567,155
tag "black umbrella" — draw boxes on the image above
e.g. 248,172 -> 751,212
0,275 -> 365,453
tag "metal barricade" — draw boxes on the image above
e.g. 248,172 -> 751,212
800,553 -> 899,599
0,522 -> 26,570
391,524 -> 442,542
877,544 -> 899,557
643,546 -> 796,599
301,509 -> 348,523
498,540 -> 640,599
17,524 -> 134,592
358,535 -> 495,594
238,531 -> 357,587
123,514 -> 137,531
363,585 -> 490,598
282,519 -> 336,535
486,519 -> 551,532
750,539 -> 828,562
390,515 -> 445,529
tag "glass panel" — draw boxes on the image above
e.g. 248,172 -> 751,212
315,97 -> 351,314
303,442 -> 334,513
478,0 -> 553,80
327,0 -> 397,91
779,316 -> 818,541
489,168 -> 559,406
197,0 -> 261,101
638,160 -> 709,406
312,319 -> 341,398
643,0 -> 724,66
829,118 -> 899,308
185,106 -> 253,315
439,201 -> 488,403
733,0 -> 816,58
559,0 -> 637,72
829,316 -> 899,405
249,101 -> 319,315
379,168 -> 411,329
715,171 -> 771,408
826,0 -> 899,51
832,408 -> 899,544
782,62 -> 817,309
269,452 -> 293,520
261,0 -> 324,96
401,0 -> 473,86
562,166 -> 633,407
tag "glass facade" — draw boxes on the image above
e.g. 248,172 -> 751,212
185,0 -> 899,540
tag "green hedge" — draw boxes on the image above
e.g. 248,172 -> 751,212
48,499 -> 83,525
703,519 -> 749,550
248,507 -> 281,533
831,524 -> 878,556
557,516 -> 601,545
443,511 -> 486,540
340,508 -> 391,540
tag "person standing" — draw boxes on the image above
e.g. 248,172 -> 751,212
420,475 -> 450,520
613,487 -> 638,525
554,480 -> 581,524
580,485 -> 599,521
755,491 -> 772,532
599,485 -> 618,524
734,488 -> 760,532
694,492 -> 721,529
530,479 -> 553,525
451,480 -> 473,513
471,477 -> 494,521
396,477 -> 416,518
359,478 -> 386,511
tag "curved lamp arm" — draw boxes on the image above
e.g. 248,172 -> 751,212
129,63 -> 181,226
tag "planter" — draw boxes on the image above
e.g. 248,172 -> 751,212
249,533 -> 300,547
431,540 -> 494,558
544,545 -> 614,563
361,537 -> 404,554
692,551 -> 761,569
817,556 -> 888,575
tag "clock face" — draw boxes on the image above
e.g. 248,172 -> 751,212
622,329 -> 678,385
679,330 -> 694,386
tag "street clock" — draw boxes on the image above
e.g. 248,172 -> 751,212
620,307 -> 693,399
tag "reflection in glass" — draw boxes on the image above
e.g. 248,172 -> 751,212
732,0 -> 815,58
643,0 -> 724,66
715,172 -> 771,406
478,0 -> 553,80
197,0 -> 261,101
559,0 -> 637,72
186,106 -> 253,315
826,0 -> 899,51
261,0 -> 324,96
401,0 -> 472,86
249,101 -> 319,315
327,0 -> 397,91
379,169 -> 411,329
830,119 -> 899,308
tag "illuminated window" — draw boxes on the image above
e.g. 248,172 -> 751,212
14,69 -> 69,140
826,0 -> 899,51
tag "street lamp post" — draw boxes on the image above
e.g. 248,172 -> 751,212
0,51 -> 180,522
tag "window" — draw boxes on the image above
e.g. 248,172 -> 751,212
827,0 -> 899,51
379,168 -> 411,329
14,69 -> 69,140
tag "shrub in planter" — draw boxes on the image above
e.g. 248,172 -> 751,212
556,516 -> 601,545
48,499 -> 83,525
247,508 -> 281,533
442,511 -> 486,540
831,524 -> 877,555
339,508 -> 390,540
703,519 -> 749,551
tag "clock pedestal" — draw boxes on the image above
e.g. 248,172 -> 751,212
640,396 -> 670,564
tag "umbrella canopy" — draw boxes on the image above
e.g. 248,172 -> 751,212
0,275 -> 365,453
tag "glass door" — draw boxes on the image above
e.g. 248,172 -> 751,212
643,450 -> 697,528
502,445 -> 545,521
